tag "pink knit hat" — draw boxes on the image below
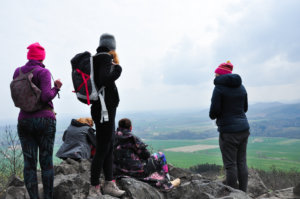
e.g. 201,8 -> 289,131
215,61 -> 233,75
27,42 -> 46,61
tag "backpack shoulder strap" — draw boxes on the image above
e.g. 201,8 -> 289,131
98,87 -> 109,123
18,67 -> 23,75
19,68 -> 37,76
29,68 -> 36,74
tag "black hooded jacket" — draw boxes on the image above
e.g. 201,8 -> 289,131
209,74 -> 249,133
92,46 -> 122,110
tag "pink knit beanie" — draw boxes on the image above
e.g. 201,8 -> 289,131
27,42 -> 46,61
215,61 -> 233,75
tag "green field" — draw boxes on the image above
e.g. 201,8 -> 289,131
51,137 -> 300,171
144,137 -> 300,171
2,137 -> 299,171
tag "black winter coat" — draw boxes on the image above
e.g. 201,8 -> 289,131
91,47 -> 122,116
209,74 -> 249,134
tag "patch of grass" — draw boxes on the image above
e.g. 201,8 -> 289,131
51,137 -> 300,171
146,137 -> 300,171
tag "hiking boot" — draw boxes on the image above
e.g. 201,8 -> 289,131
88,185 -> 102,198
102,181 -> 125,197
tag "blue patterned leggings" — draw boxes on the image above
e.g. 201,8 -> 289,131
18,118 -> 56,199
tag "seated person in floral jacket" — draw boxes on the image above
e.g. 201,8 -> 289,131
113,118 -> 179,191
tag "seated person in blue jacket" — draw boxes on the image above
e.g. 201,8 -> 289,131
56,117 -> 96,160
113,118 -> 180,191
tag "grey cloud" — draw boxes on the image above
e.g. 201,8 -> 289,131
160,37 -> 212,85
212,0 -> 300,86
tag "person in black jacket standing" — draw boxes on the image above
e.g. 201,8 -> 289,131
88,33 -> 125,197
209,61 -> 250,192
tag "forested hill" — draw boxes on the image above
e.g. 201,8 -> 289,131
247,102 -> 300,120
247,102 -> 300,138
1,102 -> 300,140
116,102 -> 300,140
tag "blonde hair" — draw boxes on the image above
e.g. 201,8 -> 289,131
77,117 -> 94,127
108,50 -> 119,65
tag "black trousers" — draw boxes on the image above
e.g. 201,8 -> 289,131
90,104 -> 116,185
219,130 -> 250,192
18,118 -> 56,199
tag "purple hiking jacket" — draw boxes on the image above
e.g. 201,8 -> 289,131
13,60 -> 59,120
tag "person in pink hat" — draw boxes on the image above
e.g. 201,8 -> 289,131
209,61 -> 250,192
12,42 -> 62,199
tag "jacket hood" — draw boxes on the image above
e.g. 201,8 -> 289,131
214,74 -> 242,88
71,119 -> 90,127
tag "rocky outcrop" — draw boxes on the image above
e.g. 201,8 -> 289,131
247,169 -> 269,198
294,183 -> 300,196
257,187 -> 300,199
2,159 -> 296,199
119,178 -> 164,199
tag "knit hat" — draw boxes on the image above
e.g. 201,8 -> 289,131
215,61 -> 233,75
27,42 -> 46,61
99,33 -> 116,50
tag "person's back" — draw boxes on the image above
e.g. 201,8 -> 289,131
210,73 -> 249,133
13,59 -> 59,120
56,118 -> 96,160
92,44 -> 122,110
12,42 -> 62,199
209,61 -> 250,192
114,126 -> 150,177
113,118 -> 177,191
88,33 -> 125,198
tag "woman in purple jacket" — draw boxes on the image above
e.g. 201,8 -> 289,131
12,43 -> 62,199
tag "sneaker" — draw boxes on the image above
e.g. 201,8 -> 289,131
88,185 -> 102,198
102,181 -> 125,197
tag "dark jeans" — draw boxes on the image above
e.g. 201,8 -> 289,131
219,130 -> 249,192
90,105 -> 116,185
18,118 -> 56,199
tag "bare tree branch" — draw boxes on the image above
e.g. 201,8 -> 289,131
0,125 -> 23,189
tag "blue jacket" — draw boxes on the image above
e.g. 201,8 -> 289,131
209,74 -> 249,133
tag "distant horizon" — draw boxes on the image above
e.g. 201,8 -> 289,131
2,100 -> 300,126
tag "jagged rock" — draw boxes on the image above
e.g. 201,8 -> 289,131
119,177 -> 164,199
166,180 -> 251,199
53,174 -> 90,199
0,192 -> 5,199
6,176 -> 24,187
3,182 -> 43,199
5,186 -> 29,199
54,158 -> 80,175
10,159 -> 295,199
247,169 -> 269,198
168,164 -> 195,182
294,183 -> 300,196
54,158 -> 91,176
256,187 -> 300,199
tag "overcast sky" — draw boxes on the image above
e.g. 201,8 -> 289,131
1,0 -> 300,122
